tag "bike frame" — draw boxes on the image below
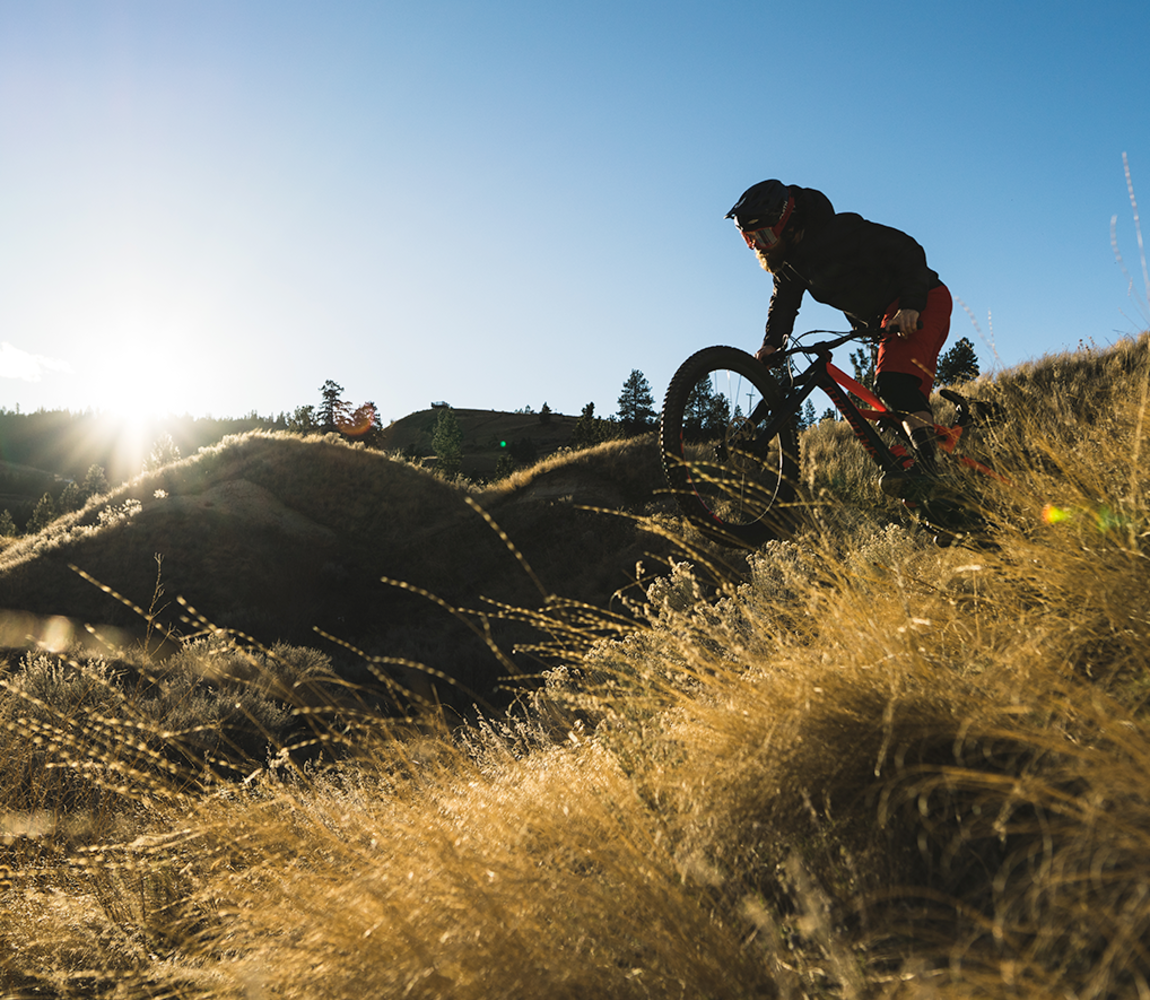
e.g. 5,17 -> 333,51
750,331 -> 1002,483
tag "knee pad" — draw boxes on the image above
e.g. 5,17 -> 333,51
876,372 -> 930,415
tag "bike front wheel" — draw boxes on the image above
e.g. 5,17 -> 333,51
660,346 -> 800,547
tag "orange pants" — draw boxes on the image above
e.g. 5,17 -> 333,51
878,283 -> 952,396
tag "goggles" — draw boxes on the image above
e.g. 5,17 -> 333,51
738,195 -> 795,251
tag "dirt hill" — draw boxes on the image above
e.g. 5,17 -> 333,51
0,430 -> 695,711
378,407 -> 579,478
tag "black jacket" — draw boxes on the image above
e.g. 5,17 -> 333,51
763,186 -> 942,347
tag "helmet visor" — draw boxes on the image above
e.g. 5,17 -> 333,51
740,224 -> 784,252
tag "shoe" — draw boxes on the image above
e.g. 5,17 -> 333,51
880,466 -> 938,501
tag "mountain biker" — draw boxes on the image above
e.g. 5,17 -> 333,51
725,179 -> 952,498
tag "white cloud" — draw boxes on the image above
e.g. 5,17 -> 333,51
0,342 -> 72,382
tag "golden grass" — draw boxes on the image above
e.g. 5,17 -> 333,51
1,334 -> 1149,998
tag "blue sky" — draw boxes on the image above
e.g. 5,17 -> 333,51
1,0 -> 1147,426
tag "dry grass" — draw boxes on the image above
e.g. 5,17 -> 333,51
1,335 -> 1149,998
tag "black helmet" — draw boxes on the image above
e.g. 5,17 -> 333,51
725,179 -> 791,231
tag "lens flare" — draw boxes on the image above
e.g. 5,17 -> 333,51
1042,502 -> 1134,533
335,403 -> 377,437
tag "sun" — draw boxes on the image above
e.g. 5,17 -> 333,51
76,328 -> 201,481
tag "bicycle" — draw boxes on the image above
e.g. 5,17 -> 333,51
659,328 -> 1000,547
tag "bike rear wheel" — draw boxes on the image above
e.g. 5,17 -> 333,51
660,346 -> 800,547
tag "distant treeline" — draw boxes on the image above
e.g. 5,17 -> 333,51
0,379 -> 385,486
0,407 -> 278,485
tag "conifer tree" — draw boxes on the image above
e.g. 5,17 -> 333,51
59,480 -> 85,513
683,376 -> 716,439
572,402 -> 598,448
616,369 -> 656,435
936,337 -> 981,385
0,510 -> 15,537
850,344 -> 877,393
28,492 -> 56,534
318,380 -> 349,432
432,407 -> 463,477
572,401 -> 619,449
82,465 -> 108,500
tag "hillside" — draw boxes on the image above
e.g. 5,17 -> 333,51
378,405 -> 580,477
0,428 -> 688,709
0,459 -> 65,528
0,405 -> 581,532
1,333 -> 1149,999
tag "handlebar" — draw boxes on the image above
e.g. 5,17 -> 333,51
767,322 -> 924,364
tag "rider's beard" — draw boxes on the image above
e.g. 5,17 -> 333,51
755,245 -> 786,273
755,229 -> 799,273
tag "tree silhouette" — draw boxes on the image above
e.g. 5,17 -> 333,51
573,402 -> 595,447
572,401 -> 621,449
432,407 -> 463,477
28,492 -> 56,534
683,376 -> 715,439
936,337 -> 981,385
82,465 -> 108,499
287,405 -> 318,434
58,481 -> 85,513
616,369 -> 656,435
682,376 -> 733,438
349,400 -> 384,447
318,380 -> 349,432
796,400 -> 818,431
849,344 -> 877,393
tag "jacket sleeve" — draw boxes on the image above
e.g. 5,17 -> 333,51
763,269 -> 804,348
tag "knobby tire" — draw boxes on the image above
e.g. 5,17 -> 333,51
660,346 -> 800,547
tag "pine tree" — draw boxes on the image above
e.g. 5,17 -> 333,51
82,465 -> 109,500
59,480 -> 85,513
572,401 -> 620,449
572,402 -> 598,448
616,369 -> 656,435
28,492 -> 56,534
0,510 -> 16,537
936,337 -> 981,385
702,391 -> 731,435
538,402 -> 552,424
683,376 -> 716,439
432,407 -> 463,477
850,344 -> 877,393
318,380 -> 349,432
